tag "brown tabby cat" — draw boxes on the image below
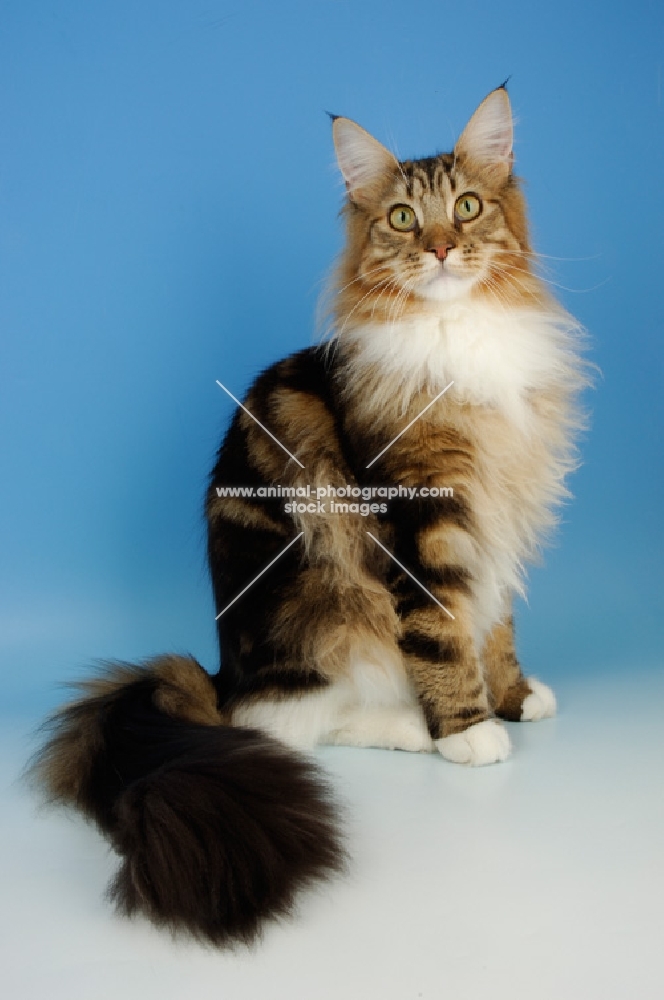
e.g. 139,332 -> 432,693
33,87 -> 586,947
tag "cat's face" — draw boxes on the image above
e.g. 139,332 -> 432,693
332,89 -> 535,320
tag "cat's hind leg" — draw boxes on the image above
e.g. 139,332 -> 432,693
482,616 -> 556,722
231,683 -> 435,754
325,705 -> 434,752
230,685 -> 349,751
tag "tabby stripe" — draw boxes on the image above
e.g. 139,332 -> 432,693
233,669 -> 329,698
452,706 -> 486,722
386,496 -> 472,532
419,696 -> 444,741
394,589 -> 437,616
399,633 -> 459,663
389,560 -> 472,593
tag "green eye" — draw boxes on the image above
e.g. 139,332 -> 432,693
388,204 -> 417,232
454,193 -> 482,222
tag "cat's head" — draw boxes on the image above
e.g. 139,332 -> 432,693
331,87 -> 538,325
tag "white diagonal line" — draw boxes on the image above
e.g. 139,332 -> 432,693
216,380 -> 305,469
366,531 -> 455,620
215,532 -> 304,620
365,381 -> 454,469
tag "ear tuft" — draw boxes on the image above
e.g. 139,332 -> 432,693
332,117 -> 399,205
455,88 -> 513,181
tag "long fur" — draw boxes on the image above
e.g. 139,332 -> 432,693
31,87 -> 588,946
29,656 -> 345,946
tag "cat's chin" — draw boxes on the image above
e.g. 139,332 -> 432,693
415,269 -> 478,306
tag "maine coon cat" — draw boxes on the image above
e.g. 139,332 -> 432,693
33,87 -> 586,946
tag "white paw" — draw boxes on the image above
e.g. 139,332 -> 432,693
521,678 -> 557,721
387,712 -> 435,753
435,718 -> 511,766
326,707 -> 434,752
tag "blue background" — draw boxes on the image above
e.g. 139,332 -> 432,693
1,0 -> 662,712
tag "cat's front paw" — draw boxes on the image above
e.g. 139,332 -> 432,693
435,718 -> 511,766
521,677 -> 557,721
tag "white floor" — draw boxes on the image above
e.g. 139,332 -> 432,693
2,668 -> 663,1000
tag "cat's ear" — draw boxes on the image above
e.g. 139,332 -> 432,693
454,87 -> 513,184
332,117 -> 399,206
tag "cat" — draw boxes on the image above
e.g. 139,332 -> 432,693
32,86 -> 587,947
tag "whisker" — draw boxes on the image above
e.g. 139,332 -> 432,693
388,275 -> 417,330
336,263 -> 398,296
489,258 -> 607,295
477,273 -> 513,317
499,248 -> 602,263
371,276 -> 402,319
335,275 -> 396,338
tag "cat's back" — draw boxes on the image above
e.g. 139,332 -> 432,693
209,345 -> 340,486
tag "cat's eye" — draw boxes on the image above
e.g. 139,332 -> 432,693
454,193 -> 482,222
388,204 -> 417,232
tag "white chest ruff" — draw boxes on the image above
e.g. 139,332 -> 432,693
343,300 -> 576,427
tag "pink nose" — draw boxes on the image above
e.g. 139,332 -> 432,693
432,244 -> 454,261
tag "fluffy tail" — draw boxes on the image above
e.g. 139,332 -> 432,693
30,655 -> 345,946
